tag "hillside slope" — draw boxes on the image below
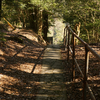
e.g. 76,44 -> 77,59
0,25 -> 46,99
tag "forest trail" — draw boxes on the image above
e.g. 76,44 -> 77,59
0,28 -> 46,100
36,45 -> 67,100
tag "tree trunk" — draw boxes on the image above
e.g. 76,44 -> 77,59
37,9 -> 42,35
37,9 -> 46,43
29,8 -> 38,33
83,25 -> 89,43
18,17 -> 22,27
96,31 -> 99,43
0,0 -> 2,20
22,17 -> 26,28
74,22 -> 81,45
76,22 -> 81,44
42,10 -> 48,41
29,7 -> 46,43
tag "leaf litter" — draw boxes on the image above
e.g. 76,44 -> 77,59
0,29 -> 46,100
61,44 -> 100,100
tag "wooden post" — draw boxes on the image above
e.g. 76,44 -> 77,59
86,48 -> 89,74
67,28 -> 70,61
72,34 -> 75,81
65,29 -> 68,51
64,28 -> 66,46
83,45 -> 89,100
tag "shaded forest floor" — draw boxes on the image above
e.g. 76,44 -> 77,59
0,28 -> 46,100
61,44 -> 100,100
0,24 -> 100,100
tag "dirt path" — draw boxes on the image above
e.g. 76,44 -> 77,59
35,45 -> 67,100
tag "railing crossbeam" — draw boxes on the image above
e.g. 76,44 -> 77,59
72,34 -> 75,82
67,29 -> 70,60
64,24 -> 98,100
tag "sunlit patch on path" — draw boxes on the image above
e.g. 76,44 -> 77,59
36,45 -> 67,100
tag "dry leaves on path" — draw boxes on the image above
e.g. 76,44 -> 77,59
61,44 -> 100,100
0,29 -> 46,100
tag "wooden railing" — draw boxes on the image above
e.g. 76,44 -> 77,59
64,24 -> 100,100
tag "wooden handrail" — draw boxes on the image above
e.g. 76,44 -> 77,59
68,26 -> 100,60
64,25 -> 100,100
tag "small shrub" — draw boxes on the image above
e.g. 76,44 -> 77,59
0,32 -> 6,42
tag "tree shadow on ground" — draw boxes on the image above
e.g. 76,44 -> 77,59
0,31 -> 45,99
61,45 -> 100,100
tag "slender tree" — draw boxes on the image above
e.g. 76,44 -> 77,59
0,0 -> 2,20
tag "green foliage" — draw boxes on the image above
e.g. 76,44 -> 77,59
1,0 -> 100,44
63,0 -> 100,43
0,32 -> 6,42
2,0 -> 66,27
